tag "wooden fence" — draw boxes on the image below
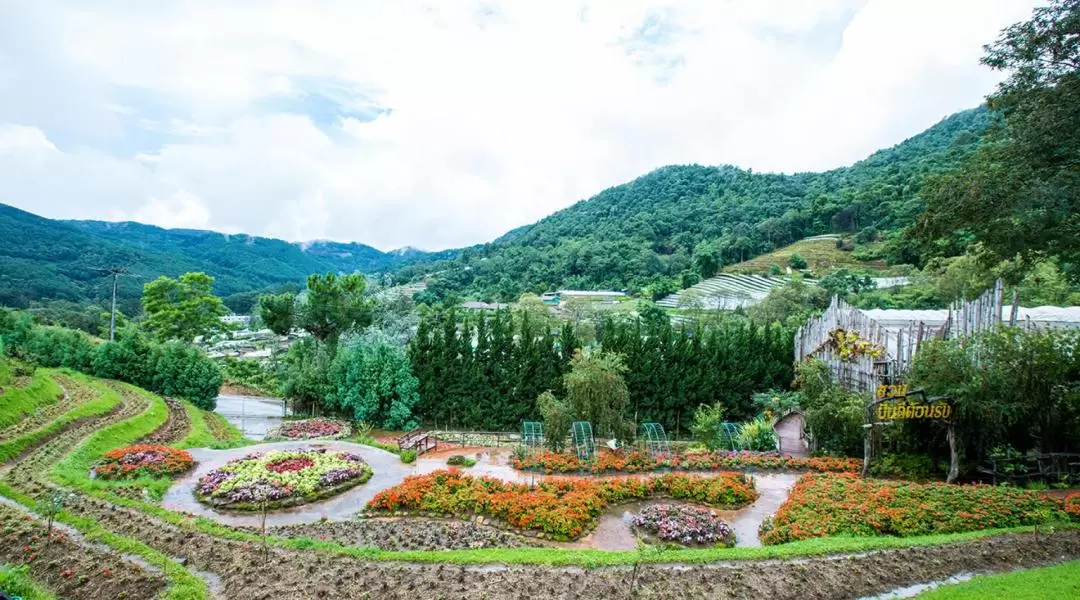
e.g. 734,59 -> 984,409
795,280 -> 1013,393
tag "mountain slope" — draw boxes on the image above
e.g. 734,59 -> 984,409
394,107 -> 990,301
0,205 -> 442,312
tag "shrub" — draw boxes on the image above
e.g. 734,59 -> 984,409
94,445 -> 194,480
511,449 -> 861,474
400,449 -> 417,464
737,417 -> 777,451
760,473 -> 1072,545
446,455 -> 476,467
632,503 -> 736,547
789,253 -> 808,270
367,469 -> 756,540
690,402 -> 725,450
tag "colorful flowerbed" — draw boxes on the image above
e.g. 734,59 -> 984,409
759,473 -> 1076,545
93,444 -> 194,480
195,448 -> 372,510
632,503 -> 736,547
265,418 -> 350,441
366,469 -> 757,540
511,449 -> 860,475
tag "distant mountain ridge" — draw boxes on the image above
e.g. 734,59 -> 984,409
0,205 -> 449,312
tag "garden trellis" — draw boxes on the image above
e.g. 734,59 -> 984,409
521,421 -> 544,487
570,421 -> 596,470
714,422 -> 744,452
639,422 -> 670,459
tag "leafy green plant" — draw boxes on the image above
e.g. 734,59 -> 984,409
446,455 -> 476,467
737,417 -> 777,452
690,403 -> 725,450
400,449 -> 417,464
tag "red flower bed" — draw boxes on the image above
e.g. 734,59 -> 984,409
1065,493 -> 1080,519
267,456 -> 315,473
367,469 -> 758,540
759,473 -> 1074,545
271,418 -> 348,440
512,449 -> 861,475
94,444 -> 194,480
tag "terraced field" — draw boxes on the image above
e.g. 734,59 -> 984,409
657,273 -> 803,309
2,362 -> 1079,599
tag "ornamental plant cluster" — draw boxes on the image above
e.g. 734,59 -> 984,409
760,473 -> 1078,545
632,503 -> 736,547
511,449 -> 861,475
366,469 -> 757,540
196,448 -> 370,509
270,418 -> 350,440
93,444 -> 194,480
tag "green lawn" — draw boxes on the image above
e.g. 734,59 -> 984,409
918,560 -> 1080,599
0,564 -> 56,600
0,367 -> 63,429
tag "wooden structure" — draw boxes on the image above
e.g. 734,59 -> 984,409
794,280 -> 1012,393
397,428 -> 436,455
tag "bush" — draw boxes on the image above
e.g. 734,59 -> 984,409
737,417 -> 777,451
446,455 -> 476,467
367,469 -> 756,540
400,449 -> 417,464
690,402 -> 725,450
760,473 -> 1072,545
789,253 -> 808,270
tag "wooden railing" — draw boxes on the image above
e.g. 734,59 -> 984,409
397,428 -> 436,455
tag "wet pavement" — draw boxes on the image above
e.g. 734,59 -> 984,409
213,395 -> 285,440
161,440 -> 414,527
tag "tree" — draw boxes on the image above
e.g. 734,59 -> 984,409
258,292 -> 296,336
563,349 -> 632,440
141,272 -> 228,343
537,390 -> 572,451
329,342 -> 420,430
916,1 -> 1080,276
297,273 -> 373,344
748,280 -> 828,328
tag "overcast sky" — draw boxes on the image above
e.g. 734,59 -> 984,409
0,0 -> 1039,251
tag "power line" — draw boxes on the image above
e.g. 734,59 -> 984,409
91,267 -> 137,342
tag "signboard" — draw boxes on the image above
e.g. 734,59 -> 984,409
876,400 -> 952,421
876,384 -> 909,399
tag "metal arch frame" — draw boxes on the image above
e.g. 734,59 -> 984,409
521,420 -> 545,488
639,422 -> 670,459
571,421 -> 596,469
714,422 -> 744,452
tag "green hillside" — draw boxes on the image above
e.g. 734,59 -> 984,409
0,205 -> 446,313
394,107 -> 990,301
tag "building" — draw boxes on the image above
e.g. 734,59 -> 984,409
461,301 -> 509,311
540,290 -> 627,305
220,315 -> 252,327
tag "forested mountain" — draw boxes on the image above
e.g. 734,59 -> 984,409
395,107 -> 991,301
0,204 -> 444,313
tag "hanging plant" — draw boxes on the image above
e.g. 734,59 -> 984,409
828,328 -> 885,361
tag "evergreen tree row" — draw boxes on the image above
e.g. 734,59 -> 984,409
407,308 -> 793,434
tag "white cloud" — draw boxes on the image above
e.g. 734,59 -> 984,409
0,0 -> 1041,250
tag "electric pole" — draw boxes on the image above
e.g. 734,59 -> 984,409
93,267 -> 132,341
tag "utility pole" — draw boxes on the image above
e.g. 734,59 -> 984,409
93,267 -> 132,341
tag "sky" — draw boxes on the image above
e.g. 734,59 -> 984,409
0,0 -> 1041,251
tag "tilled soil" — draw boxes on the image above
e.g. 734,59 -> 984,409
0,505 -> 163,600
258,518 -> 542,551
139,397 -> 191,445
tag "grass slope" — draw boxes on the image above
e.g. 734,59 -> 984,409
724,237 -> 887,274
917,559 -> 1080,599
0,369 -> 63,429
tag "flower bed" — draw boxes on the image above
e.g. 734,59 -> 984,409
759,473 -> 1075,545
632,503 -> 736,547
366,469 -> 756,540
93,444 -> 194,480
195,448 -> 372,510
265,418 -> 350,441
511,449 -> 860,475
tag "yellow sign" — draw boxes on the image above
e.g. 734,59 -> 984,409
876,400 -> 952,421
876,384 -> 909,399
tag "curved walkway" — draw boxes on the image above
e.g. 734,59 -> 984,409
161,440 -> 414,527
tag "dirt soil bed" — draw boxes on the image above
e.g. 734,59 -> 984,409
0,505 -> 163,600
138,397 -> 191,445
259,518 -> 542,551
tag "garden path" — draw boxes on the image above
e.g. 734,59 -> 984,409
161,440 -> 413,527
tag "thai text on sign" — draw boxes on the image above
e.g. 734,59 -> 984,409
876,401 -> 952,421
876,384 -> 908,399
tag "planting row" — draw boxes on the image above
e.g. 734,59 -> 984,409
196,448 -> 372,510
366,469 -> 757,540
512,449 -> 861,475
759,473 -> 1080,545
265,418 -> 350,441
93,444 -> 194,480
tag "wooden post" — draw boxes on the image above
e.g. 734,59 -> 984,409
862,403 -> 873,478
947,419 -> 959,484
